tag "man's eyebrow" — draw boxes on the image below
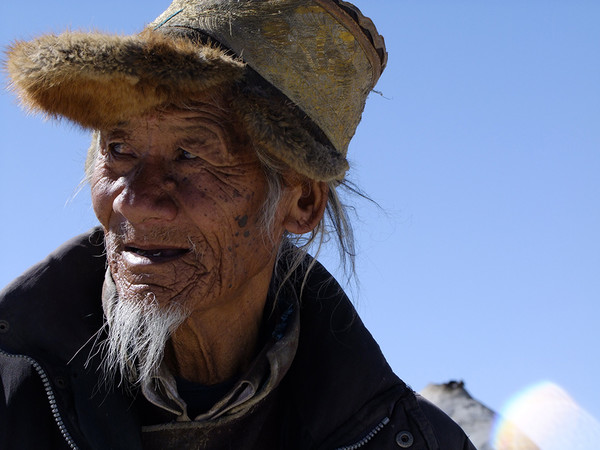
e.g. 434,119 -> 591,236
172,123 -> 221,134
177,135 -> 218,147
102,127 -> 131,140
172,121 -> 233,149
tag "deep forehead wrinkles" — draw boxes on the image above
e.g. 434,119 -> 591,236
115,98 -> 248,156
172,114 -> 235,157
169,99 -> 251,156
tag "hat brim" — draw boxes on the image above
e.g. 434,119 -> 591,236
6,29 -> 245,129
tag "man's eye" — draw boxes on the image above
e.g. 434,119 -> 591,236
178,148 -> 198,160
107,142 -> 129,156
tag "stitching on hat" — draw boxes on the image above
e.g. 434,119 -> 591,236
154,8 -> 185,30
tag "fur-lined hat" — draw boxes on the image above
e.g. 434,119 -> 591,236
6,0 -> 387,181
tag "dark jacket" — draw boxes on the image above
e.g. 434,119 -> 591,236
0,229 -> 476,450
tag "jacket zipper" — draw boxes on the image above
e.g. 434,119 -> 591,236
334,416 -> 390,450
1,350 -> 80,450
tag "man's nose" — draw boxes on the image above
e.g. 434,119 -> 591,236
113,161 -> 178,224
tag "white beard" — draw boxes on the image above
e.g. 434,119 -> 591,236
100,291 -> 189,388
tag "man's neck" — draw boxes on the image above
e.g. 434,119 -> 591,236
166,270 -> 272,385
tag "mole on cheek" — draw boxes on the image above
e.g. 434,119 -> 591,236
243,231 -> 250,238
236,215 -> 248,227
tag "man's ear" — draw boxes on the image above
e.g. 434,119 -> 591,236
283,180 -> 329,235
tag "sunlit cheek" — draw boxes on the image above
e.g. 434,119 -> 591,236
91,164 -> 130,225
91,177 -> 116,226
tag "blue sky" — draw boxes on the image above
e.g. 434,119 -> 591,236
1,0 -> 599,431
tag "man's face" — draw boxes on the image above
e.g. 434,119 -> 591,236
90,98 -> 285,314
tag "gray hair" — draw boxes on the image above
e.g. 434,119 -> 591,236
253,145 -> 357,295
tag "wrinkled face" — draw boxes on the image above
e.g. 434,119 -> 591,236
90,98 -> 287,313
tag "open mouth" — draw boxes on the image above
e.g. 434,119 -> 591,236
125,246 -> 190,261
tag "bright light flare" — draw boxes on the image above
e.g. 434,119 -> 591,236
493,381 -> 600,450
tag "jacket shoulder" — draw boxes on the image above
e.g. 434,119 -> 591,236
319,385 -> 476,450
0,228 -> 106,301
281,259 -> 475,450
413,394 -> 477,449
0,228 -> 106,360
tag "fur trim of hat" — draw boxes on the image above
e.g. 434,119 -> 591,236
235,75 -> 349,181
6,29 -> 244,130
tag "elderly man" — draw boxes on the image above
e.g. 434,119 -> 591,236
1,1 -> 475,449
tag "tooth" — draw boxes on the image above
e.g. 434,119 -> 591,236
152,251 -> 162,257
